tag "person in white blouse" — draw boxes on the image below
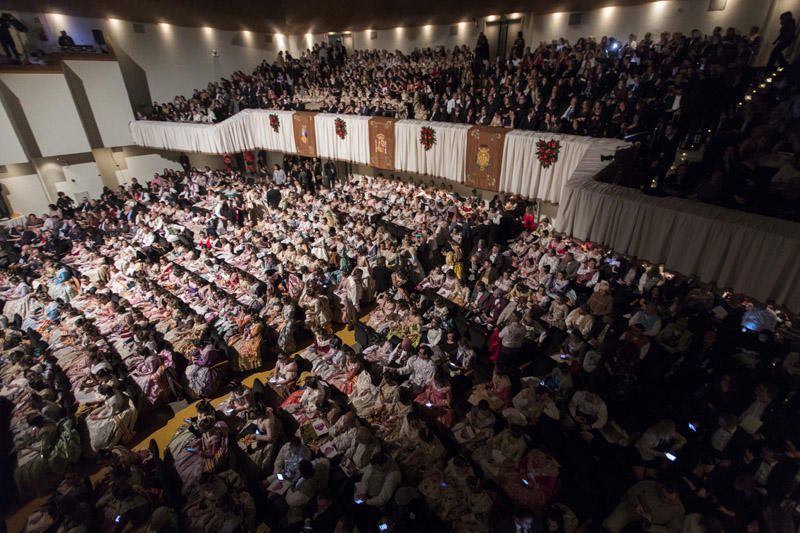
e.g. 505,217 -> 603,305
567,389 -> 609,434
353,452 -> 401,508
393,345 -> 436,393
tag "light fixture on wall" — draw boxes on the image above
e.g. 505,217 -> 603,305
708,0 -> 726,11
486,15 -> 499,22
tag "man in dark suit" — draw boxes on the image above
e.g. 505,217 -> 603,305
372,256 -> 393,294
324,161 -> 337,188
266,186 -> 281,209
429,103 -> 447,122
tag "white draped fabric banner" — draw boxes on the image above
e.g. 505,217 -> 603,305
314,113 -> 371,164
394,120 -> 470,183
556,139 -> 800,312
499,132 -> 594,205
129,109 -> 296,154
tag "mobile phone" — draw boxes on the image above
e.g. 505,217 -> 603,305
255,429 -> 262,435
440,481 -> 448,488
521,478 -> 530,486
665,452 -> 677,462
449,362 -> 457,368
425,402 -> 433,408
354,498 -> 365,504
277,473 -> 285,481
115,515 -> 122,523
559,354 -> 568,360
185,446 -> 197,453
688,423 -> 697,433
378,523 -> 389,532
539,380 -> 546,387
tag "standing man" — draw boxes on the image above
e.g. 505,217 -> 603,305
768,11 -> 797,70
343,267 -> 363,331
272,164 -> 287,186
0,13 -> 26,64
324,160 -> 337,188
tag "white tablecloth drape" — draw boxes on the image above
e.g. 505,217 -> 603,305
499,132 -> 595,204
129,109 -> 296,154
314,114 -> 371,164
556,139 -> 800,312
394,120 -> 470,183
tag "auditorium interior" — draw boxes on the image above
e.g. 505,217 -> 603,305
0,1 -> 799,532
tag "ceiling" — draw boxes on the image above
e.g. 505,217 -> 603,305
6,0 -> 654,34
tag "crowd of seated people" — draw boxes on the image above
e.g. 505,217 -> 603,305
1,159 -> 799,533
623,56 -> 800,220
143,27 -> 760,145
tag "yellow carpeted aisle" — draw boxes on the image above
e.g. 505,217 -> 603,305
4,325 -> 357,533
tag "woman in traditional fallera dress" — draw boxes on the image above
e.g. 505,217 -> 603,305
184,340 -> 227,399
129,350 -> 173,409
228,314 -> 264,372
83,386 -> 138,455
414,372 -> 455,428
236,405 -> 281,477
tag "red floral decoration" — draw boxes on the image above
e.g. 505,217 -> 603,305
335,118 -> 347,140
269,114 -> 280,133
536,139 -> 561,168
420,126 -> 436,151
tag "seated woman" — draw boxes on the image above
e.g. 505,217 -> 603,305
185,340 -> 227,399
414,372 -> 455,428
227,313 -> 264,373
417,266 -> 446,292
236,405 -> 281,477
219,382 -> 254,420
268,352 -> 299,399
12,413 -> 81,499
510,380 -> 561,426
300,333 -> 346,380
418,455 -> 478,525
437,269 -> 463,302
472,424 -> 528,479
281,375 -> 331,426
83,385 -> 138,456
182,470 -> 255,533
497,448 -> 560,514
452,400 -> 497,450
271,296 -> 298,354
393,424 -> 446,484
386,312 -> 423,348
468,367 -> 513,412
348,364 -> 378,417
129,348 -> 174,410
376,389 -> 415,445
365,293 -> 401,335
325,352 -> 362,396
